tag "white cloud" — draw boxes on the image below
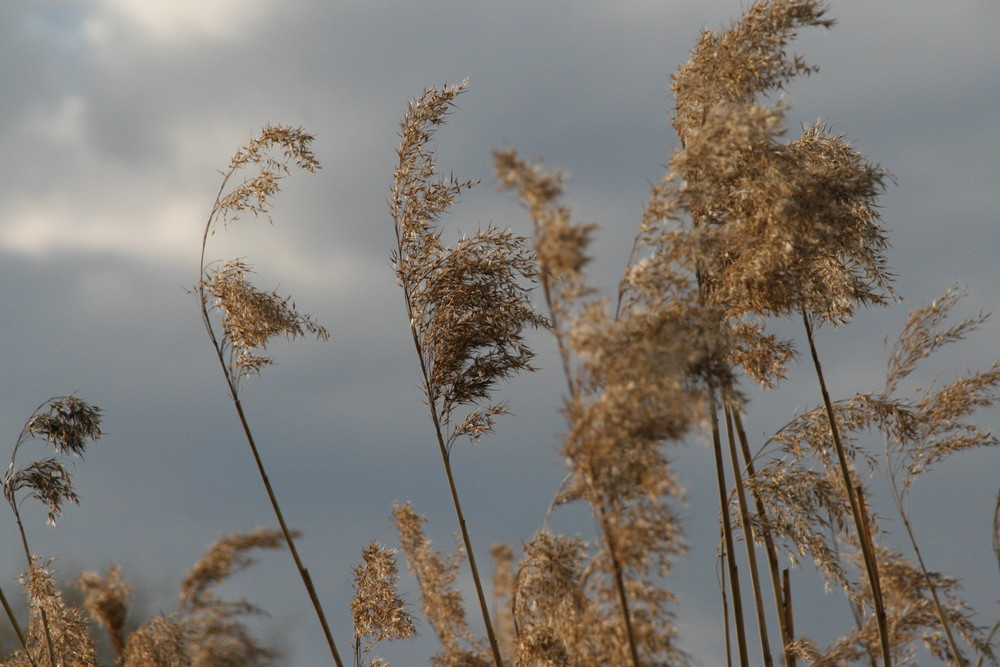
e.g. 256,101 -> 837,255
0,174 -> 358,293
0,195 -> 204,262
84,0 -> 270,45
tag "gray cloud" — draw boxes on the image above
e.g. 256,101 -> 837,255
1,1 -> 997,664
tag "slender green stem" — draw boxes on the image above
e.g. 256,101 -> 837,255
802,311 -> 892,666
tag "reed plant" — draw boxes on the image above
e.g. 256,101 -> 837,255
2,396 -> 103,667
2,1 -> 998,665
389,80 -> 547,667
194,125 -> 343,666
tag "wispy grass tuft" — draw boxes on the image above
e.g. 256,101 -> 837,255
390,80 -> 546,667
351,542 -> 417,666
195,125 -> 342,666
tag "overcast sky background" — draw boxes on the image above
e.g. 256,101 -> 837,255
1,1 -> 998,664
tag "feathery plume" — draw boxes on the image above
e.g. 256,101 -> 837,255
75,566 -> 131,660
351,542 -> 417,666
391,502 -> 489,667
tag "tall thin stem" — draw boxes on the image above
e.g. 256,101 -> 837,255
0,585 -> 28,656
219,373 -> 344,667
783,569 -> 795,667
12,508 -> 55,667
709,383 -> 750,666
802,311 -> 892,666
720,553 -> 734,667
886,444 -> 966,664
598,507 -> 641,667
404,318 -> 504,667
723,398 -> 773,667
198,200 -> 343,667
538,290 -> 639,666
730,406 -> 795,664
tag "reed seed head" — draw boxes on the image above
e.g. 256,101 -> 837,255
351,542 -> 417,652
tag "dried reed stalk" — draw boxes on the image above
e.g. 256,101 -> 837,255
392,502 -> 490,666
195,126 -> 343,666
729,406 -> 795,664
497,148 -> 704,665
709,383 -> 750,666
880,288 -> 1000,665
644,2 -> 904,663
2,396 -> 102,667
391,80 -> 546,667
803,312 -> 892,666
723,396 -> 774,667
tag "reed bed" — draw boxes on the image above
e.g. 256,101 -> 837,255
1,1 -> 997,665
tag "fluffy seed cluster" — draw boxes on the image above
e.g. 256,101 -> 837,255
205,259 -> 329,377
75,566 -> 131,658
3,3 -> 997,667
2,561 -> 97,667
391,81 -> 546,448
392,502 -> 490,667
351,541 -> 417,663
3,396 -> 103,526
496,146 -> 712,665
197,124 -> 326,387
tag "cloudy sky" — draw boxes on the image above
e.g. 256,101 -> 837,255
2,0 -> 998,664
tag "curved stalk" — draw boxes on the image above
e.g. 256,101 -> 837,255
888,467 -> 966,663
198,163 -> 343,666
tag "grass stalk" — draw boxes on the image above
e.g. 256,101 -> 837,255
730,406 -> 795,664
709,383 -> 750,666
197,136 -> 343,666
0,585 -> 28,656
408,333 -> 504,667
783,569 -> 795,667
976,622 -> 1000,667
802,310 -> 892,666
198,289 -> 344,667
598,510 -> 641,667
393,214 -> 505,666
211,369 -> 344,667
720,553 -> 734,667
892,494 -> 967,663
885,437 -> 967,664
723,398 -> 774,667
12,509 -> 55,667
